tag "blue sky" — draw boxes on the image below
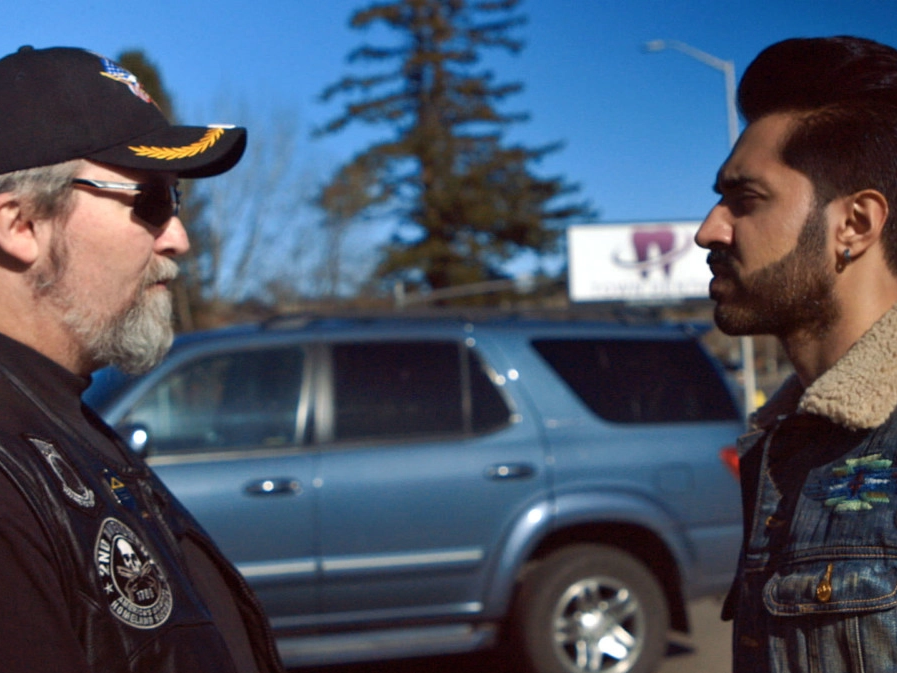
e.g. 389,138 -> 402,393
7,1 -> 897,230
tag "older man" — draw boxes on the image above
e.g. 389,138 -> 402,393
696,36 -> 897,673
0,46 -> 282,672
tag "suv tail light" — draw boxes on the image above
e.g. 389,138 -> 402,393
720,446 -> 739,479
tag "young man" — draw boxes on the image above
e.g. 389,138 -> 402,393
696,36 -> 897,672
0,46 -> 283,672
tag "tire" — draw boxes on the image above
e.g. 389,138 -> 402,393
513,544 -> 669,673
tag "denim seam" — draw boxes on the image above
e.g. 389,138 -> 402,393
766,581 -> 897,613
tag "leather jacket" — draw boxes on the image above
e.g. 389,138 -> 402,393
0,344 -> 283,673
726,304 -> 897,673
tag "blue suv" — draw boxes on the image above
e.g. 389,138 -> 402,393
85,314 -> 743,673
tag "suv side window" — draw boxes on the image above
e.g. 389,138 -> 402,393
330,341 -> 509,442
121,346 -> 304,454
533,338 -> 738,423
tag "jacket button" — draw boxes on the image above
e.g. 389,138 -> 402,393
816,563 -> 834,603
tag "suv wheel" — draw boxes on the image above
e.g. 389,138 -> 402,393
514,544 -> 669,673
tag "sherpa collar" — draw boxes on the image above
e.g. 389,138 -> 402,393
753,303 -> 897,432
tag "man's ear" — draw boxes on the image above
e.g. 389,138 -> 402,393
0,193 -> 39,267
834,189 -> 889,256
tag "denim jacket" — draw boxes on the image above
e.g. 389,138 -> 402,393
727,304 -> 897,673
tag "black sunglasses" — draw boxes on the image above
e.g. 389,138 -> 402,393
71,178 -> 181,227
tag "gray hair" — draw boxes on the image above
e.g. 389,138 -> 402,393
0,159 -> 83,221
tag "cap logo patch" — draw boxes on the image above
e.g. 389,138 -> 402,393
98,56 -> 153,104
95,517 -> 173,629
128,127 -> 225,161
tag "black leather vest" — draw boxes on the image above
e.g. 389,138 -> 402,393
0,363 -> 283,673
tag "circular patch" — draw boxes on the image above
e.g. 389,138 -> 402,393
94,517 -> 173,629
27,436 -> 95,509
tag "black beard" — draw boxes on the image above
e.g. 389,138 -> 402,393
709,205 -> 839,340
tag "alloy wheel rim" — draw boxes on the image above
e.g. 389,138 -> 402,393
550,575 -> 645,673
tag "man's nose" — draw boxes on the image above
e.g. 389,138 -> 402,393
154,215 -> 190,257
695,204 -> 733,249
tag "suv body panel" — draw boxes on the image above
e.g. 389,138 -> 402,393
86,316 -> 743,667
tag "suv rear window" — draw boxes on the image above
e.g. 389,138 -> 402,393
533,338 -> 738,423
331,341 -> 510,441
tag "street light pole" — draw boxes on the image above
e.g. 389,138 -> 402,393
645,39 -> 757,422
644,40 -> 739,147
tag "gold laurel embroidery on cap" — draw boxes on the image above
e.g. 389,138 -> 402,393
128,127 -> 225,160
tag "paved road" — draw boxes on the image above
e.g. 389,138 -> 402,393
292,596 -> 732,673
658,596 -> 731,673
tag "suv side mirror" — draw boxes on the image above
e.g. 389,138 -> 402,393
116,423 -> 152,457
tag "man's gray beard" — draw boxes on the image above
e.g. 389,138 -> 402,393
64,276 -> 176,375
34,239 -> 180,375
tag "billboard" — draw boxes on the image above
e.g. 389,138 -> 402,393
568,222 -> 711,302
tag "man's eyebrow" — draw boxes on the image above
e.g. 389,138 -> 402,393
713,174 -> 763,194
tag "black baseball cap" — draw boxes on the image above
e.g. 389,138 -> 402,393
0,46 -> 247,178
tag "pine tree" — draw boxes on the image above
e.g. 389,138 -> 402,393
319,0 -> 592,292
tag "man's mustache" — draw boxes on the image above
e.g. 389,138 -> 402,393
144,258 -> 179,287
707,249 -> 735,272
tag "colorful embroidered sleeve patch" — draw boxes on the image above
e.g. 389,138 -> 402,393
806,453 -> 895,512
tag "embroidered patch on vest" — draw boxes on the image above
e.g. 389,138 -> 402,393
806,453 -> 894,512
102,468 -> 138,511
94,517 -> 173,629
25,436 -> 95,509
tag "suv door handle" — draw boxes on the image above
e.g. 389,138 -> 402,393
244,478 -> 302,496
485,463 -> 536,480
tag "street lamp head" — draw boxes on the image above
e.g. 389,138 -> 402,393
643,40 -> 667,53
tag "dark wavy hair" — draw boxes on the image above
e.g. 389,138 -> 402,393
738,36 -> 897,273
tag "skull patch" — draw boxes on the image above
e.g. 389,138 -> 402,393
94,517 -> 173,629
